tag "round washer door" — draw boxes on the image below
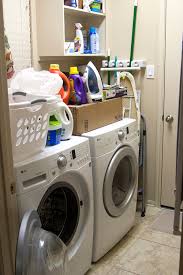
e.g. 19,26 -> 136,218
37,182 -> 80,246
16,210 -> 67,275
103,146 -> 138,217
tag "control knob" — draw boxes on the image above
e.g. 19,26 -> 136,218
57,155 -> 67,169
118,130 -> 125,141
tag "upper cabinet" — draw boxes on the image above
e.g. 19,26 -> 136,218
36,0 -> 107,58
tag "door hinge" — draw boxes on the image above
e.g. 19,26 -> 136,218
162,114 -> 164,121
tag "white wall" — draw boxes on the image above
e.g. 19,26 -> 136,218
3,0 -> 31,72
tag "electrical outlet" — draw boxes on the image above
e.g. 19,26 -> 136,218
146,65 -> 155,79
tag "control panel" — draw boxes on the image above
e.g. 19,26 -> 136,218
15,139 -> 91,194
91,121 -> 139,157
53,143 -> 91,172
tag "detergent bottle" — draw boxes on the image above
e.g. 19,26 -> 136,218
46,114 -> 62,146
69,67 -> 87,105
49,64 -> 70,105
47,97 -> 74,142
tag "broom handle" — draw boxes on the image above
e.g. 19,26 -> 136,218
130,0 -> 138,67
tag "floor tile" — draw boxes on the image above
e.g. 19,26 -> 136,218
87,235 -> 137,275
107,265 -> 139,275
139,228 -> 181,249
117,239 -> 180,275
127,206 -> 163,239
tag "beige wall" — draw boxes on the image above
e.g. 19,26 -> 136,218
31,0 -> 165,203
107,0 -> 165,203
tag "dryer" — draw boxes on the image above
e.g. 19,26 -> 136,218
83,119 -> 139,262
15,137 -> 93,275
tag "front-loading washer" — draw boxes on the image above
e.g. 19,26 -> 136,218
15,136 -> 93,275
83,118 -> 139,262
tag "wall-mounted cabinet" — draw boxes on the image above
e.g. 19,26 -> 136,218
36,0 -> 107,59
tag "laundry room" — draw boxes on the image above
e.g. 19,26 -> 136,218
1,0 -> 183,274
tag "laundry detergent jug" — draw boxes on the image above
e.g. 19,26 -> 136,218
49,64 -> 70,105
47,96 -> 73,141
69,67 -> 87,105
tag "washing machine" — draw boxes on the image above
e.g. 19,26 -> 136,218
83,118 -> 139,262
15,136 -> 93,275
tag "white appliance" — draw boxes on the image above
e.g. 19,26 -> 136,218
83,119 -> 139,262
15,137 -> 93,275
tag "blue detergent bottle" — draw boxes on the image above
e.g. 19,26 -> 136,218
46,115 -> 62,146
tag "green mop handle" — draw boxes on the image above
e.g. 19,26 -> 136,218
130,0 -> 138,67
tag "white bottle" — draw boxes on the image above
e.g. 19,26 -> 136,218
74,23 -> 84,54
90,27 -> 97,54
96,28 -> 100,53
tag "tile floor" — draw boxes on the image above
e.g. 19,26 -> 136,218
87,206 -> 181,275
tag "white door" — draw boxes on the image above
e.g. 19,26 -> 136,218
161,0 -> 183,207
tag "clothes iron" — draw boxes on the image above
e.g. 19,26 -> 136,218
84,61 -> 103,101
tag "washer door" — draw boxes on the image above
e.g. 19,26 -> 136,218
16,210 -> 67,275
103,146 -> 138,217
37,182 -> 80,245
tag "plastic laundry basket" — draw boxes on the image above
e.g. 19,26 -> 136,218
9,92 -> 49,163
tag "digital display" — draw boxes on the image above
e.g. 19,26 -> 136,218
72,150 -> 76,159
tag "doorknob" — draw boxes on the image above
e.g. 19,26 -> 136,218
165,115 -> 174,123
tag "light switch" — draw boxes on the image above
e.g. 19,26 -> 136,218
146,65 -> 155,79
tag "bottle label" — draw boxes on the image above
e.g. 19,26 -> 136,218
74,37 -> 81,52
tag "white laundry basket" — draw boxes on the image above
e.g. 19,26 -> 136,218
9,92 -> 49,163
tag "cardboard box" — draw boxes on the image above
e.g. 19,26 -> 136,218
69,98 -> 123,135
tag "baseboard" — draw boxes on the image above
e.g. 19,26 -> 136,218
147,200 -> 156,206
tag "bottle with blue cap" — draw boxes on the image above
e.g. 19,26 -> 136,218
90,27 -> 98,54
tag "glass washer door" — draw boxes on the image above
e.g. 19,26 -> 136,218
16,210 -> 67,275
103,146 -> 138,217
37,182 -> 80,246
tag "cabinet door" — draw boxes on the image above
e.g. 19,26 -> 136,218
106,0 -> 133,58
36,0 -> 65,57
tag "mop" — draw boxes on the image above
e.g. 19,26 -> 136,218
130,0 -> 138,67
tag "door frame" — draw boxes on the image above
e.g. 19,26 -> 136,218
154,0 -> 167,207
0,0 -> 19,274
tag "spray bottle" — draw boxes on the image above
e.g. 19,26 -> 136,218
74,23 -> 84,54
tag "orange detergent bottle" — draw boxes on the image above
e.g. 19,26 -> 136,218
49,64 -> 70,104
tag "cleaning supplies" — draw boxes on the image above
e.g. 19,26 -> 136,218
83,0 -> 94,11
103,84 -> 127,100
83,61 -> 103,101
74,23 -> 84,54
90,1 -> 102,13
83,29 -> 88,54
90,27 -> 97,54
49,64 -> 70,105
69,67 -> 87,104
49,98 -> 74,141
46,115 -> 62,146
64,0 -> 77,7
96,28 -> 100,53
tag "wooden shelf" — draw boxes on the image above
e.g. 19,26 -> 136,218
65,53 -> 106,57
64,6 -> 106,17
36,0 -> 107,58
100,67 -> 142,72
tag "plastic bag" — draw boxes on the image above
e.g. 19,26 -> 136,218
10,68 -> 63,96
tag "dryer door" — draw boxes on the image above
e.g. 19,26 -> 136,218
16,210 -> 67,275
103,146 -> 138,217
